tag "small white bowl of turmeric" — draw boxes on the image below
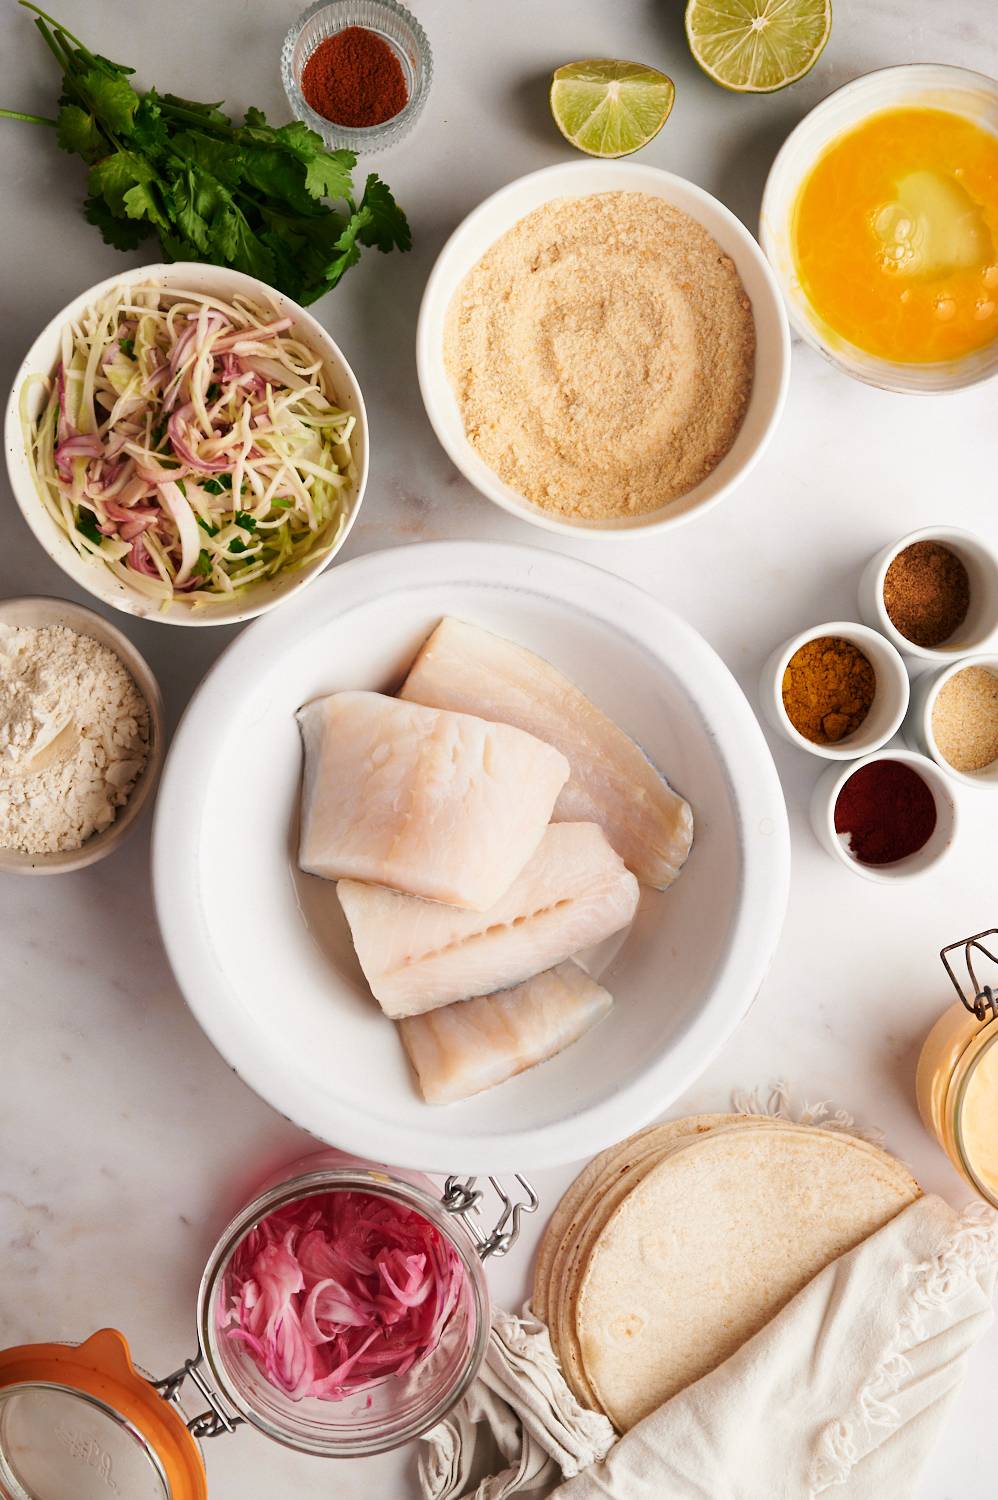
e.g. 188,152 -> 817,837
417,160 -> 790,538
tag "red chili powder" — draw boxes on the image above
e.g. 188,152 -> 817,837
833,760 -> 937,865
301,26 -> 408,128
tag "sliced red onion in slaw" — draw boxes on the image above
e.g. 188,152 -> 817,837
21,280 -> 356,610
221,1191 -> 466,1402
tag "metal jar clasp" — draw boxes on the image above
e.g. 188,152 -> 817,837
441,1174 -> 539,1260
941,929 -> 998,1022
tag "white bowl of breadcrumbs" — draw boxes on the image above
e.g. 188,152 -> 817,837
418,161 -> 790,538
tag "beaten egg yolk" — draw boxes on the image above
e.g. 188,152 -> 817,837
793,107 -> 998,363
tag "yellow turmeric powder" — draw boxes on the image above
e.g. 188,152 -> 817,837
782,636 -> 876,744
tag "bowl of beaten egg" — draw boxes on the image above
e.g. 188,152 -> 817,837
761,65 -> 998,393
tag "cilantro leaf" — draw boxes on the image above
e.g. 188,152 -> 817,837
197,516 -> 219,536
83,193 -> 154,250
119,336 -> 135,359
307,208 -> 373,301
192,549 -> 213,578
76,512 -> 103,546
89,149 -> 155,213
275,122 -> 356,202
123,180 -> 169,229
76,67 -> 140,134
56,102 -> 103,160
130,90 -> 169,156
357,174 -> 411,253
170,129 -> 242,187
203,475 -> 231,495
234,511 -> 257,531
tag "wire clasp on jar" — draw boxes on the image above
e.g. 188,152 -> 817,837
441,1175 -> 539,1260
153,1354 -> 243,1440
941,929 -> 998,1022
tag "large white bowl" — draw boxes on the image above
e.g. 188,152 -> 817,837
4,262 -> 369,627
417,161 -> 790,539
761,65 -> 998,394
152,542 -> 790,1173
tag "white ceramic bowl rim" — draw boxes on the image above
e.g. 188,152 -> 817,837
417,160 -> 791,539
3,262 -> 369,628
152,541 -> 791,1173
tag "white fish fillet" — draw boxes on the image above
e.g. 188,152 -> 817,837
398,962 -> 613,1105
400,618 -> 693,889
337,822 -> 639,1017
297,690 -> 569,911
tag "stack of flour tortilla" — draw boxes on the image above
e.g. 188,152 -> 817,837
532,1114 -> 921,1431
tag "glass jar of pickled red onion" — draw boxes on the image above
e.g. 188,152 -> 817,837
0,1150 -> 534,1498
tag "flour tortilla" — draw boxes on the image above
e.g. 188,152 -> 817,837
575,1125 -> 921,1432
548,1117 -> 795,1408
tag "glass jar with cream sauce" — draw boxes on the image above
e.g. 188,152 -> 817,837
916,930 -> 998,1207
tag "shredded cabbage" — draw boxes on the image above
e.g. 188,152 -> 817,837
22,281 -> 356,609
221,1191 -> 466,1401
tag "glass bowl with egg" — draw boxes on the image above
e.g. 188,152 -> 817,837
761,65 -> 998,393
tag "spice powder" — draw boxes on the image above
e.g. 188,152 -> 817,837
882,541 -> 970,649
301,26 -> 408,128
834,760 -> 937,865
782,636 -> 876,744
931,665 -> 998,772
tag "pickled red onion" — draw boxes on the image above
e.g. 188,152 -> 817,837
222,1191 -> 465,1402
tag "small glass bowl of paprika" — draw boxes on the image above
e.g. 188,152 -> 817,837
809,748 -> 957,882
282,0 -> 432,153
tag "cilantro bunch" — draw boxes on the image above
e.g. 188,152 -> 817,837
1,3 -> 411,304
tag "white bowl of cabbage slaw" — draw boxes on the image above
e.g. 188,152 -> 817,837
4,263 -> 368,626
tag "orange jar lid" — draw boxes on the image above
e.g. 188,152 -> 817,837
0,1328 -> 207,1499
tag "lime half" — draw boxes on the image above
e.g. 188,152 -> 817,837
550,60 -> 675,159
685,0 -> 832,93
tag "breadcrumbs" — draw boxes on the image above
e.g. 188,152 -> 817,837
444,192 -> 755,521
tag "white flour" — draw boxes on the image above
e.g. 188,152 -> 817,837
0,622 -> 150,855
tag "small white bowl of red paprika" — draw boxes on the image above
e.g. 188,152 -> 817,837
809,748 -> 957,883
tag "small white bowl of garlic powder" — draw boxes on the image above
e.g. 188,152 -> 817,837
0,597 -> 162,874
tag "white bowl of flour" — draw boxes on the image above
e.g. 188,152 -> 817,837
0,597 -> 163,874
417,161 -> 790,538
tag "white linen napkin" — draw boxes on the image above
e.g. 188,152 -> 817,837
417,1306 -> 615,1500
419,1195 -> 998,1500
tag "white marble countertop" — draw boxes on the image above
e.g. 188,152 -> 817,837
1,1 -> 996,1494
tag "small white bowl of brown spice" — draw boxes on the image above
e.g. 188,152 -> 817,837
858,526 -> 998,663
905,654 -> 998,790
760,620 -> 910,761
0,597 -> 163,874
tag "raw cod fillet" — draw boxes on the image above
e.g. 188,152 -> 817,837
398,962 -> 613,1104
297,690 -> 569,911
400,618 -> 693,889
337,822 -> 639,1017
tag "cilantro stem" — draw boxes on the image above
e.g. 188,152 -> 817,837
19,0 -> 84,50
0,107 -> 56,125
